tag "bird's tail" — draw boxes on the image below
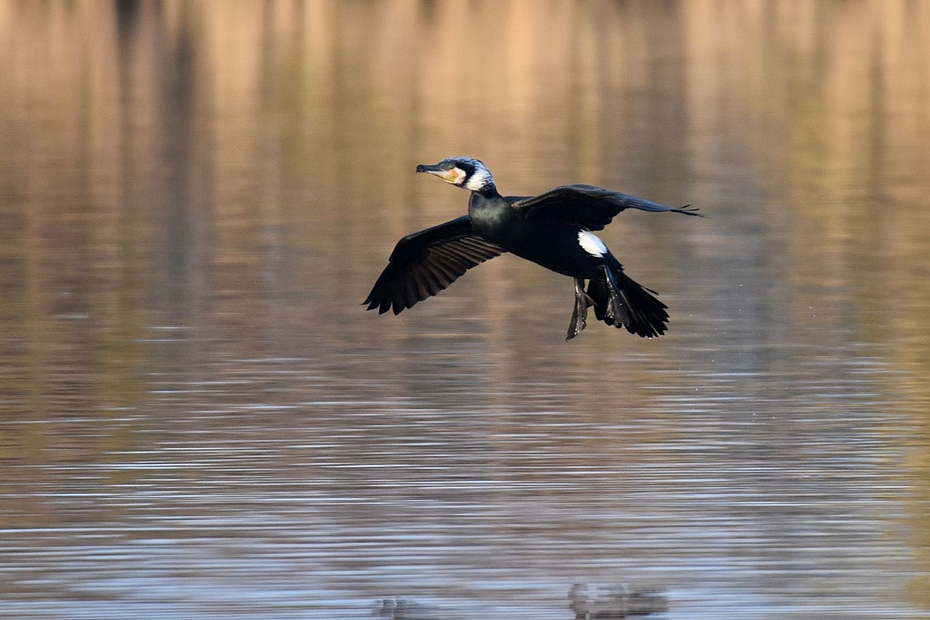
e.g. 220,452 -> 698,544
586,264 -> 669,338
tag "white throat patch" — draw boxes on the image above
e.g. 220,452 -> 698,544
463,165 -> 493,191
578,230 -> 608,257
448,168 -> 467,185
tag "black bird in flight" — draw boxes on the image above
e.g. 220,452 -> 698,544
364,157 -> 701,340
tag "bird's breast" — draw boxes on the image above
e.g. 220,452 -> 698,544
468,196 -> 515,242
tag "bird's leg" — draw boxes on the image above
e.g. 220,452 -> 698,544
566,278 -> 593,340
599,265 -> 630,327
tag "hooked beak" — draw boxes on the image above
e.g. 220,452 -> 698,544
416,162 -> 464,185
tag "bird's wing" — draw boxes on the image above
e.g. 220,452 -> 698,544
511,184 -> 701,231
364,215 -> 506,315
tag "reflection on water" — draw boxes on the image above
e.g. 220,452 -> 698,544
1,1 -> 929,618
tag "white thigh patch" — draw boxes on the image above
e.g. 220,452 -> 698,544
578,230 -> 607,257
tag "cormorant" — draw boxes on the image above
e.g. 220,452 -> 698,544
364,157 -> 701,340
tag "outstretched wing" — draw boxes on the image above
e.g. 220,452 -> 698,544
364,215 -> 505,315
511,184 -> 701,231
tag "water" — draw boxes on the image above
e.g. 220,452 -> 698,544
1,1 -> 929,618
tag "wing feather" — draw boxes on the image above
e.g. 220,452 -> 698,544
512,184 -> 701,231
364,215 -> 505,315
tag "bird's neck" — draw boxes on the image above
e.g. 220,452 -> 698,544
468,186 -> 503,211
470,184 -> 500,199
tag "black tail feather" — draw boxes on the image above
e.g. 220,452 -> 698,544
585,266 -> 669,338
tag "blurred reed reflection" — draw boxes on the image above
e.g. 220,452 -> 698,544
0,0 -> 929,617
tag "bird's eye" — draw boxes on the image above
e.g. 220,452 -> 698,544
440,161 -> 454,170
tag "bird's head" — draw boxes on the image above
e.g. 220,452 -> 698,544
416,157 -> 496,193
